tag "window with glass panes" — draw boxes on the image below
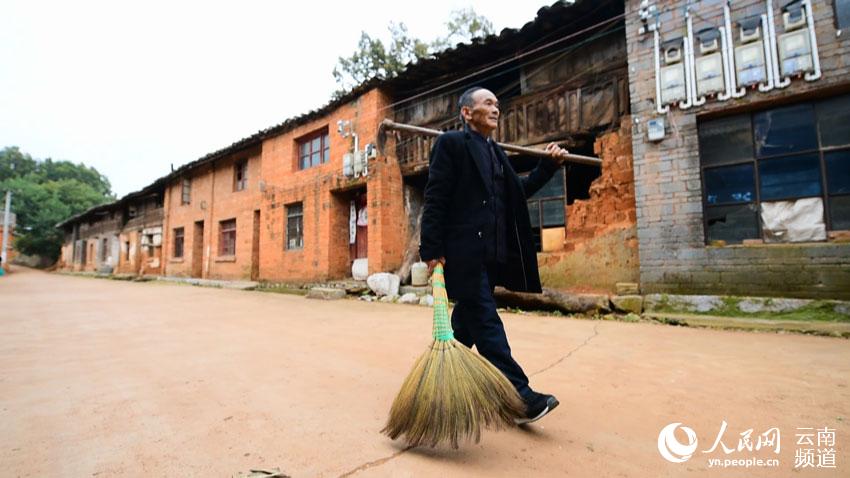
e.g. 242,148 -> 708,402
297,129 -> 330,170
526,167 -> 566,251
173,227 -> 184,258
698,94 -> 850,244
181,178 -> 191,204
286,203 -> 303,250
219,219 -> 236,256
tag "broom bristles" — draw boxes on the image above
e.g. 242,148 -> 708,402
381,339 -> 525,449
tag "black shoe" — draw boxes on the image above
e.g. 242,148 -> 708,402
514,392 -> 559,425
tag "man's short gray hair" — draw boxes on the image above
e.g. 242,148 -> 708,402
458,86 -> 484,122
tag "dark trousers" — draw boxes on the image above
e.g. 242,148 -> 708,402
451,263 -> 532,400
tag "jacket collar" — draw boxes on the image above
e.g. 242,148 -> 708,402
463,124 -> 494,195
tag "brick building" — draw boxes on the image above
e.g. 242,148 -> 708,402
58,0 -> 639,294
57,182 -> 165,275
56,0 -> 849,300
156,88 -> 403,282
625,0 -> 850,299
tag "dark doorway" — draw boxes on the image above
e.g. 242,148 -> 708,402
251,210 -> 260,281
192,220 -> 204,278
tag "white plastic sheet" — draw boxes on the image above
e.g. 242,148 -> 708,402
760,197 -> 827,243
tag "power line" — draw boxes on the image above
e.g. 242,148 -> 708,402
366,21 -> 626,135
375,11 -> 627,115
389,22 -> 625,133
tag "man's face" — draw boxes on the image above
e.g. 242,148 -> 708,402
462,89 -> 500,135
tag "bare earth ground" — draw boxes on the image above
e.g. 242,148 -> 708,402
0,267 -> 848,478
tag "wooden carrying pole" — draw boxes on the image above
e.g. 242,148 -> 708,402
380,119 -> 601,167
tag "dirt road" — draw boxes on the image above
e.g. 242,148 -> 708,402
1,268 -> 847,477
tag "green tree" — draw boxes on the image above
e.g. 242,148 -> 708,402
0,146 -> 113,262
431,7 -> 495,52
332,8 -> 493,95
0,146 -> 37,182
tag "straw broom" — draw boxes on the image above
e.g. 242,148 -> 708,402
381,264 -> 525,449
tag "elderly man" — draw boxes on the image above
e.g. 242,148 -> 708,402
419,86 -> 570,425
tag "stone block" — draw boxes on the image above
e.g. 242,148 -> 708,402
611,295 -> 644,314
398,292 -> 419,304
644,294 -> 724,313
306,287 -> 346,300
616,282 -> 640,295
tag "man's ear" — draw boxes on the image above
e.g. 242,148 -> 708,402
460,106 -> 472,123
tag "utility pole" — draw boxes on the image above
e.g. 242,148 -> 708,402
1,190 -> 11,265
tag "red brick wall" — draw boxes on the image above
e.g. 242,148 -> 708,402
536,118 -> 641,293
566,118 -> 638,241
258,88 -> 404,282
63,87 -> 410,284
163,150 -> 262,280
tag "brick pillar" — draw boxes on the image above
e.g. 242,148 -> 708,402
367,156 -> 406,274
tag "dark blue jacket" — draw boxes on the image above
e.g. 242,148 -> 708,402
419,130 -> 560,300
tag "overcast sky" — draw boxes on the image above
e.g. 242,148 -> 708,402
0,1 -> 549,196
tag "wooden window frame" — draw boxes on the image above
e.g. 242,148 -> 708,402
173,227 -> 185,259
219,219 -> 237,256
296,128 -> 331,170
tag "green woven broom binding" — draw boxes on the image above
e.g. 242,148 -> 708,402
381,263 -> 526,448
430,264 -> 453,341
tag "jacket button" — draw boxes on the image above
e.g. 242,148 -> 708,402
477,231 -> 483,238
